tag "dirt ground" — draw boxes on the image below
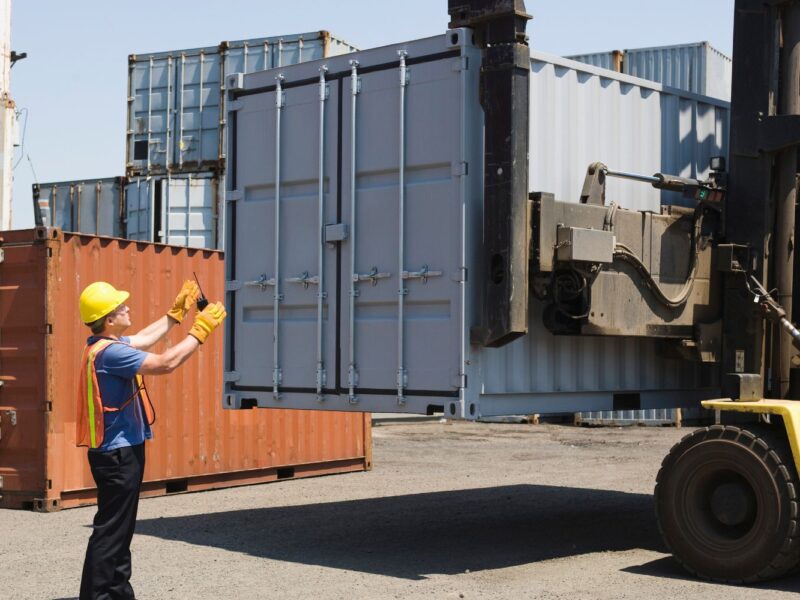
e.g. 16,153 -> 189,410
2,419 -> 800,599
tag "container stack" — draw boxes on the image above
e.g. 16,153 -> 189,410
34,32 -> 357,249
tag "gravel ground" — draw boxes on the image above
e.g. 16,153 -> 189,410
2,419 -> 800,599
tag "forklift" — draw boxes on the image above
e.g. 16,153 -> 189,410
449,0 -> 800,583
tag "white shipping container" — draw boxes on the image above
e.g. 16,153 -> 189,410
126,31 -> 358,176
568,42 -> 732,101
222,31 -> 729,419
624,42 -> 732,101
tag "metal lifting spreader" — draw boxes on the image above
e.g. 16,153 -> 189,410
448,0 -> 532,348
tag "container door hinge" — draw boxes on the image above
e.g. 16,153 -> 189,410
0,248 -> 5,263
226,190 -> 243,203
451,161 -> 468,177
227,100 -> 244,112
224,371 -> 241,383
452,267 -> 468,282
41,324 -> 53,334
452,373 -> 467,388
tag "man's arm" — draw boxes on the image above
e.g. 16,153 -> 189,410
127,315 -> 177,351
138,335 -> 200,375
129,280 -> 200,350
137,301 -> 227,375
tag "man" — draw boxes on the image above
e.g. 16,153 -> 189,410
76,279 -> 226,600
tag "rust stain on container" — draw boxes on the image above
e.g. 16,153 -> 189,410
0,228 -> 371,511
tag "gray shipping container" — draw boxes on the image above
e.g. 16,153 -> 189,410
222,31 -> 728,420
567,42 -> 732,101
32,177 -> 125,237
126,31 -> 358,177
125,173 -> 219,249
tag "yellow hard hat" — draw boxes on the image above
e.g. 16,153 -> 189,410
79,281 -> 130,324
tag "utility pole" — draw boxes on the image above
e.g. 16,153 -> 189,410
0,0 -> 13,230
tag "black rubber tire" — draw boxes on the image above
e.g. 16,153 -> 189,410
655,424 -> 800,583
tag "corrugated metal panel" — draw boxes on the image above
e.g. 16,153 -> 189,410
624,42 -> 732,101
0,228 -> 370,511
564,51 -> 620,71
528,52 -> 729,211
127,31 -> 358,176
32,178 -> 125,237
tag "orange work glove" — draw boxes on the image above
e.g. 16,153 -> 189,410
188,301 -> 227,344
167,280 -> 200,323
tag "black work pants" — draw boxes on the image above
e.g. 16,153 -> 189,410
80,443 -> 146,600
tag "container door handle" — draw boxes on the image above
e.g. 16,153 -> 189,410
0,410 -> 16,442
353,267 -> 392,287
286,271 -> 321,290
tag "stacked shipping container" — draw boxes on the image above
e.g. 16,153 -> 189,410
127,32 -> 358,176
32,31 -> 358,249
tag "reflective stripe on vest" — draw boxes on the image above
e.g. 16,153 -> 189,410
84,339 -> 115,448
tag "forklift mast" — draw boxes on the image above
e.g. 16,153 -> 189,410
723,0 -> 800,400
447,0 -> 800,583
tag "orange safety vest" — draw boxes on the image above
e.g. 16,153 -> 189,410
76,338 -> 155,449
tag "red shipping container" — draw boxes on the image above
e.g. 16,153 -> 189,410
0,229 -> 371,511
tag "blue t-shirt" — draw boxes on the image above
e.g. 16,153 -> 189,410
87,335 -> 151,452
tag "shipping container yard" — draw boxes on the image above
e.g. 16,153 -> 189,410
8,0 -> 800,597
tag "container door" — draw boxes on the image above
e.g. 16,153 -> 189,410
339,55 -> 464,399
125,178 -> 154,241
41,185 -> 71,230
128,56 -> 173,174
0,238 -> 48,509
227,78 -> 340,395
175,52 -> 222,170
163,176 -> 217,249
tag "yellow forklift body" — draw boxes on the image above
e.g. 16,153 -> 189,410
702,399 -> 800,475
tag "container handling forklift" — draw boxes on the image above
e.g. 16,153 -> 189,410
450,0 -> 800,584
220,0 -> 800,583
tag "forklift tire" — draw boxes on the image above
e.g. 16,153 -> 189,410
655,424 -> 800,583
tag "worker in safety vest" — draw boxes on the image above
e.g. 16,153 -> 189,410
76,280 -> 226,600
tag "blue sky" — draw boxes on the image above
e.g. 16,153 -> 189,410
9,0 -> 734,228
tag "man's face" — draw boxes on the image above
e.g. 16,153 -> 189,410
105,303 -> 131,332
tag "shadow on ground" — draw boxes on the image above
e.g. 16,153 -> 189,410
137,484 -> 661,580
625,557 -> 800,592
